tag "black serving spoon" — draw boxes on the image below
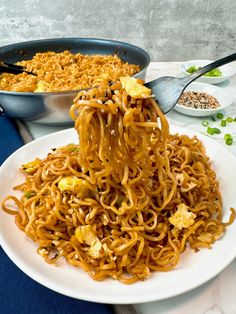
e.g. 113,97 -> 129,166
0,61 -> 36,75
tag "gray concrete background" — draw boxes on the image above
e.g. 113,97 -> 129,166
0,0 -> 235,61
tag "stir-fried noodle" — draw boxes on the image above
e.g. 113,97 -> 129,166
0,51 -> 140,92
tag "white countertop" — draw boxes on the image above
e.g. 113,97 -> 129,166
26,62 -> 236,314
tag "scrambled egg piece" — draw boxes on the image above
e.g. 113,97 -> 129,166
169,203 -> 196,230
197,232 -> 213,244
176,173 -> 197,192
120,77 -> 152,99
21,158 -> 41,173
58,176 -> 90,197
34,80 -> 51,92
198,230 -> 223,243
75,225 -> 102,259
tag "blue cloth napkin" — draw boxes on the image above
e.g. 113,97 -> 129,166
0,116 -> 113,314
0,115 -> 24,165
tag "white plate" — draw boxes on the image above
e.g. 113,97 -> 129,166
180,59 -> 236,85
0,127 -> 236,304
174,82 -> 233,117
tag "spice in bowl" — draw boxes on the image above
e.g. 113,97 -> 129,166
178,91 -> 220,110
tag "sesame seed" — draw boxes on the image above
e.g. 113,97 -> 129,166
179,91 -> 220,109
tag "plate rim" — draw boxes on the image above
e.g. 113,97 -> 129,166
0,125 -> 236,304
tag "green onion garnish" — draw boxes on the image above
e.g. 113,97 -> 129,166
224,134 -> 232,140
234,117 -> 236,122
211,115 -> 216,121
213,128 -> 221,134
207,127 -> 214,135
68,147 -> 80,152
221,120 -> 226,127
202,120 -> 209,127
207,127 -> 221,135
186,66 -> 222,77
226,117 -> 233,123
225,137 -> 233,146
224,134 -> 233,145
216,112 -> 224,119
24,191 -> 36,199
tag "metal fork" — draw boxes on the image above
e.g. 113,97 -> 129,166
145,53 -> 236,114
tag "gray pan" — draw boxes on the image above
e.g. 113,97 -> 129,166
0,38 -> 150,124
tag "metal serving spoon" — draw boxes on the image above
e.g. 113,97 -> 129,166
145,53 -> 236,114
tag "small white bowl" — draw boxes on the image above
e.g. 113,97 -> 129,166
174,82 -> 233,117
181,60 -> 236,85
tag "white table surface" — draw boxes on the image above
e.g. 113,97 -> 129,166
26,62 -> 236,314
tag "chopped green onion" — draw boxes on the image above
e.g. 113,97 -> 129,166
225,137 -> 233,146
202,120 -> 209,127
72,148 -> 80,152
226,117 -> 233,123
68,147 -> 80,152
204,68 -> 222,77
234,117 -> 236,122
207,127 -> 214,135
213,128 -> 221,134
24,191 -> 36,199
186,66 -> 222,77
224,133 -> 232,140
216,112 -> 224,119
186,66 -> 198,74
211,115 -> 216,121
221,120 -> 226,127
207,127 -> 221,135
224,134 -> 233,145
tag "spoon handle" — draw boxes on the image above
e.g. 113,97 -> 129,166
184,52 -> 236,83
